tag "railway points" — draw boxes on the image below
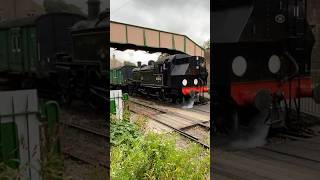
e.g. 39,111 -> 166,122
128,96 -> 210,148
213,129 -> 320,180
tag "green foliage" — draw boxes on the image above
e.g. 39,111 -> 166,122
0,146 -> 67,180
134,115 -> 148,131
203,39 -> 210,49
110,115 -> 142,147
0,162 -> 22,179
41,152 -> 68,180
44,0 -> 84,15
110,117 -> 210,179
157,53 -> 170,62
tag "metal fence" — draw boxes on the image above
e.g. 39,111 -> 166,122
296,71 -> 320,117
298,97 -> 320,117
0,90 -> 60,180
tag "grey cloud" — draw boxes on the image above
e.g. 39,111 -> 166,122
111,0 -> 210,45
132,0 -> 209,9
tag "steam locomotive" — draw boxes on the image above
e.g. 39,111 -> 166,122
212,0 -> 320,133
110,54 -> 209,103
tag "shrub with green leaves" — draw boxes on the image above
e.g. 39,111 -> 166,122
110,116 -> 141,147
110,117 -> 210,179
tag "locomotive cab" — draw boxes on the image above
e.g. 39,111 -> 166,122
167,54 -> 208,97
212,0 -> 320,136
157,54 -> 208,102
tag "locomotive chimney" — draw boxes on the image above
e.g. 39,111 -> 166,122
148,60 -> 155,66
137,61 -> 141,67
87,0 -> 101,20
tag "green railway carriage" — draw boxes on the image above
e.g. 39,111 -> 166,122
0,17 -> 39,73
110,65 -> 136,88
110,68 -> 123,85
0,13 -> 85,76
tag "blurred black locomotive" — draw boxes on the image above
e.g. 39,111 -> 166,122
212,0 -> 320,134
54,1 -> 108,104
110,54 -> 209,103
0,0 -> 108,106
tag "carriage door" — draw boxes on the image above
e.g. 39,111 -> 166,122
9,28 -> 23,72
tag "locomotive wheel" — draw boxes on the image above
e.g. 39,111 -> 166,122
128,85 -> 135,96
160,90 -> 166,101
244,109 -> 271,135
215,108 -> 239,135
215,106 -> 271,137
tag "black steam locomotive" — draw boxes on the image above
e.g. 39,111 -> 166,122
54,6 -> 109,104
0,0 -> 108,106
110,54 -> 209,103
212,0 -> 320,134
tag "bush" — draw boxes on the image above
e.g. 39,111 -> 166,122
110,116 -> 210,179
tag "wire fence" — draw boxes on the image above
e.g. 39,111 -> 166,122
297,71 -> 320,117
298,97 -> 320,117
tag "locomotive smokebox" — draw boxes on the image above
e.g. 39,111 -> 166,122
238,90 -> 272,112
254,90 -> 273,112
87,0 -> 101,19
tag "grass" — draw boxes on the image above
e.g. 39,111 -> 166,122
0,130 -> 69,180
110,112 -> 210,180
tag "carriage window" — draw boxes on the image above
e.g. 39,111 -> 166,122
11,36 -> 16,51
16,36 -> 21,51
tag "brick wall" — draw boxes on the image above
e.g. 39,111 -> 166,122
307,0 -> 320,25
0,0 -> 44,22
311,25 -> 320,86
308,0 -> 320,86
204,49 -> 210,87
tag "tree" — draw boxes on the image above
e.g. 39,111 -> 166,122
43,0 -> 85,15
157,53 -> 170,62
203,39 -> 210,50
123,61 -> 136,66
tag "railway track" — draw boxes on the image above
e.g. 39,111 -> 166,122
129,99 -> 210,149
61,121 -> 108,138
130,98 -> 210,128
214,131 -> 320,180
257,146 -> 320,164
61,121 -> 108,168
64,151 -> 108,168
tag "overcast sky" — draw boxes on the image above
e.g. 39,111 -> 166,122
110,0 -> 210,64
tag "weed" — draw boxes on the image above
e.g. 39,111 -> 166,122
110,116 -> 210,180
133,114 -> 148,132
110,114 -> 142,147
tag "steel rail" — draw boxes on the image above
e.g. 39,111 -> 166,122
129,99 -> 210,129
257,147 -> 320,164
130,107 -> 210,149
61,121 -> 108,138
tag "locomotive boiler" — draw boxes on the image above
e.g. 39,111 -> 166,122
212,0 -> 320,134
